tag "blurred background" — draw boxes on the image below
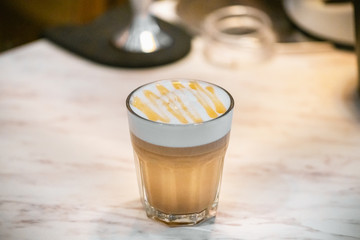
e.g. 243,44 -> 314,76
0,0 -> 126,52
0,0 -> 354,53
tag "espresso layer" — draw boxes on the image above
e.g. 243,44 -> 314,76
131,133 -> 229,214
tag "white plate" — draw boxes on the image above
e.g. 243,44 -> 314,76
283,0 -> 354,46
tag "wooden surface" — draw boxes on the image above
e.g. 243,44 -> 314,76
0,38 -> 359,239
1,0 -> 126,26
0,0 -> 126,52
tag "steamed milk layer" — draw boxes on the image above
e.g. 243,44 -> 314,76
127,79 -> 233,148
131,133 -> 229,215
127,79 -> 234,221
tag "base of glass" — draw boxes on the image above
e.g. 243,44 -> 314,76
144,202 -> 218,226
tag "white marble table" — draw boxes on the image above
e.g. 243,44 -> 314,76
0,38 -> 360,240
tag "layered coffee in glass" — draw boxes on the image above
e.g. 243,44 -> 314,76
126,79 -> 234,225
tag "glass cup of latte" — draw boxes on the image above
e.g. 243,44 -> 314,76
126,79 -> 234,226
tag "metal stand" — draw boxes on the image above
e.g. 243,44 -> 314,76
112,0 -> 173,53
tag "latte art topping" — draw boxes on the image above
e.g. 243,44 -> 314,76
130,80 -> 230,124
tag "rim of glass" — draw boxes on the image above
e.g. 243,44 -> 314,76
126,79 -> 235,127
203,5 -> 273,40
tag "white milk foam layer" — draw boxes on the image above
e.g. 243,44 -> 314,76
129,79 -> 232,124
127,79 -> 234,147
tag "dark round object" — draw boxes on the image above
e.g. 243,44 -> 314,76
44,6 -> 192,68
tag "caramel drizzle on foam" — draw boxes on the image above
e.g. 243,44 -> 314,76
131,81 -> 226,124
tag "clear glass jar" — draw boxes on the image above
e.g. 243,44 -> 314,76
202,5 -> 276,68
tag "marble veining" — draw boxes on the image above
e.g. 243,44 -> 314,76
0,39 -> 360,239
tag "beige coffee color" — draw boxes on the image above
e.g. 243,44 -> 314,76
131,133 -> 229,214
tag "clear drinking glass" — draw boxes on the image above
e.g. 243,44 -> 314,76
202,5 -> 276,68
126,79 -> 234,226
